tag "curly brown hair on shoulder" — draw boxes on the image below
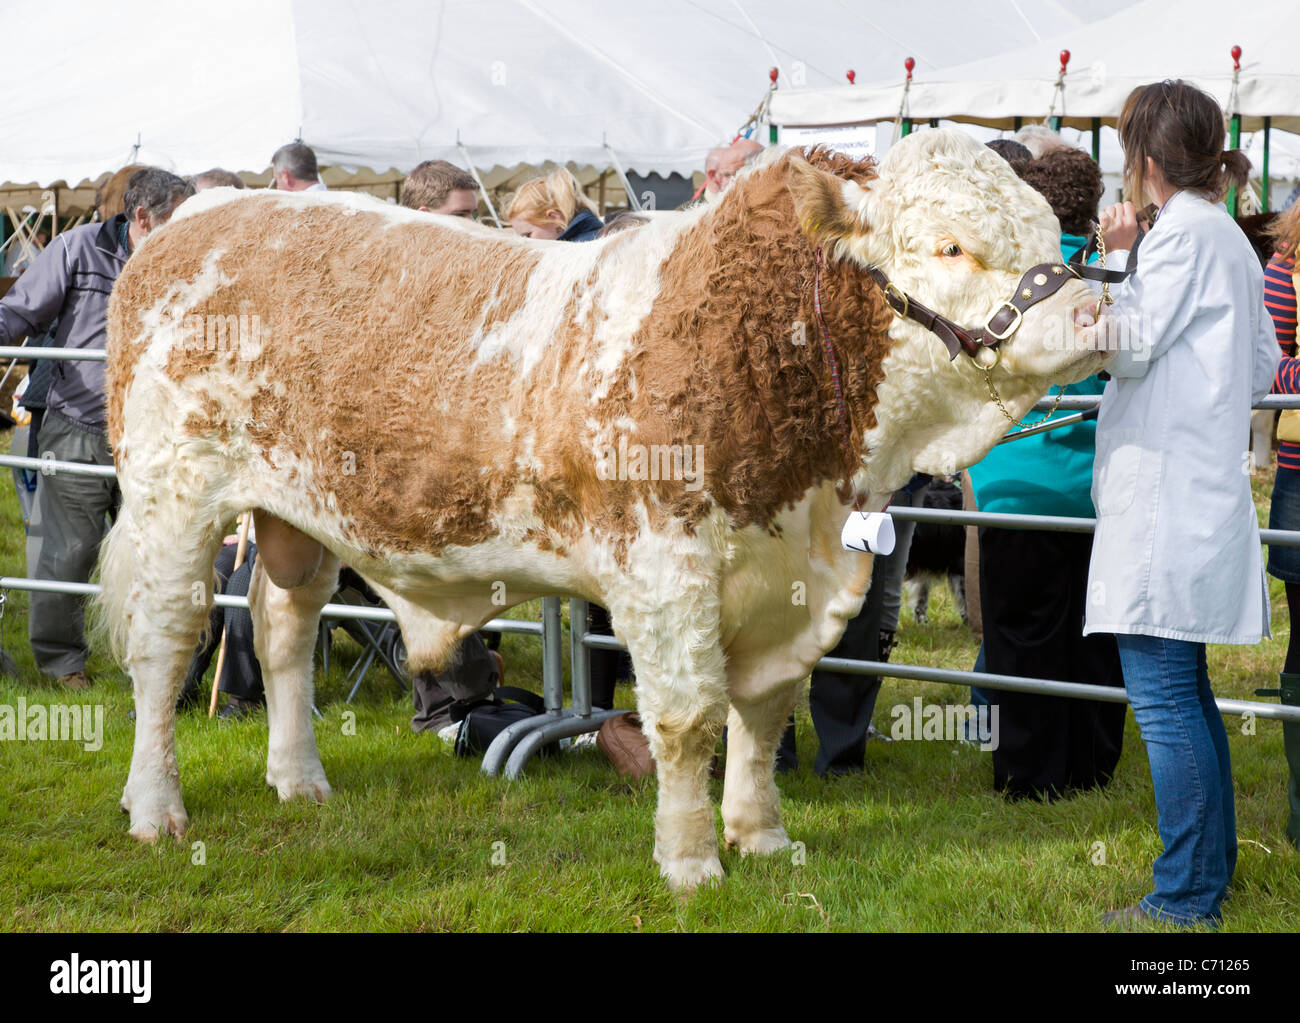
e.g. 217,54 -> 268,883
1021,147 -> 1104,238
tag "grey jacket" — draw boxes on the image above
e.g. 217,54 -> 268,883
0,215 -> 129,431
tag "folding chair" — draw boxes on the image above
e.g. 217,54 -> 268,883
317,566 -> 410,702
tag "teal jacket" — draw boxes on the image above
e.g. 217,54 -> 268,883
968,234 -> 1102,518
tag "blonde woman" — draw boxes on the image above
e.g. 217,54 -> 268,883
506,167 -> 603,241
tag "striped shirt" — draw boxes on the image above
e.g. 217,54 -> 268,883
1265,252 -> 1296,352
1274,354 -> 1300,471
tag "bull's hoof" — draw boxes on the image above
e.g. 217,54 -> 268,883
128,812 -> 188,843
657,854 -> 725,892
723,825 -> 791,857
267,770 -> 332,803
122,779 -> 188,842
266,751 -> 332,803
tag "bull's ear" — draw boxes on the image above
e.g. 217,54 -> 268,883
787,155 -> 869,247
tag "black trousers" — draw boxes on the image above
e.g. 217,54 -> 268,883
184,542 -> 264,702
979,526 -> 1126,800
587,603 -> 630,710
778,558 -> 889,776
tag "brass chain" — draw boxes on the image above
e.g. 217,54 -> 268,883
985,364 -> 1064,427
1094,220 -> 1115,317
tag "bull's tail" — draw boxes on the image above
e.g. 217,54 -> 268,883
89,508 -> 141,665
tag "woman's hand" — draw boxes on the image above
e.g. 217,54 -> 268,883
1098,201 -> 1139,253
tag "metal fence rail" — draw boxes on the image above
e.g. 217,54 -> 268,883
2,347 -> 1299,774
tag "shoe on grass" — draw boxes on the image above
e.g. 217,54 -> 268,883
217,696 -> 262,720
56,670 -> 91,691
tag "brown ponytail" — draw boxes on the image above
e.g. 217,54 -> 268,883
1117,80 -> 1253,204
1220,148 -> 1251,192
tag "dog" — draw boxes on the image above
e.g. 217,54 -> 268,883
904,477 -> 968,625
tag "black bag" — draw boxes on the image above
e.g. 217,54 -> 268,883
453,686 -> 553,758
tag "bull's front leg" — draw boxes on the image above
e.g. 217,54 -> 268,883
247,532 -> 340,803
721,684 -> 799,856
615,590 -> 730,891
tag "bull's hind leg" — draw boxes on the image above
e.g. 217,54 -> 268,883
107,512 -> 223,841
615,595 -> 730,891
721,684 -> 800,856
247,548 -> 340,801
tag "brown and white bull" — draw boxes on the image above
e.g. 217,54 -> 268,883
99,129 -> 1103,889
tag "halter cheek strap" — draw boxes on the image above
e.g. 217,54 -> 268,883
863,261 -> 1080,361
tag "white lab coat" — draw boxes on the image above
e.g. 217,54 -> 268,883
1083,190 -> 1279,645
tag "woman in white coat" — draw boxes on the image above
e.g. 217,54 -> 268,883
1085,80 -> 1279,928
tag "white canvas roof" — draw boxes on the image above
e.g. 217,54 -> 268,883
770,0 -> 1300,133
3,0 -> 1138,191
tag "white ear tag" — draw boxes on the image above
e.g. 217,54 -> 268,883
841,512 -> 895,555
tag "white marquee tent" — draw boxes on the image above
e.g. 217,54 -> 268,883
770,0 -> 1300,133
2,0 -> 1140,198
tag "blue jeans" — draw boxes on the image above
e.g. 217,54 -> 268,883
1115,634 -> 1236,926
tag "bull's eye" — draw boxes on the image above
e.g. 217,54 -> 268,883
941,242 -> 963,258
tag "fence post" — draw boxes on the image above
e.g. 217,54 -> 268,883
541,596 -> 564,714
569,598 -> 592,717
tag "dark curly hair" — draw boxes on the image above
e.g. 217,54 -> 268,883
1021,147 -> 1104,237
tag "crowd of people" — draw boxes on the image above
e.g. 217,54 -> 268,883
0,79 -> 1296,927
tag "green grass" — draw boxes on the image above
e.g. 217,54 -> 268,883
0,454 -> 1296,932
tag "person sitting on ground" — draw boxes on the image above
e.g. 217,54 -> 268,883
400,160 -> 480,218
506,168 -> 602,240
270,142 -> 326,192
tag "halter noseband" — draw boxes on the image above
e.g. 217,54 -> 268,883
863,261 -> 1081,362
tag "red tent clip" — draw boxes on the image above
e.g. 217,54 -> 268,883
846,69 -> 856,85
1230,44 -> 1242,71
1059,49 -> 1071,74
769,66 -> 779,85
904,56 -> 914,80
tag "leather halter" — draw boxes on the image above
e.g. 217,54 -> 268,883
863,260 -> 1081,361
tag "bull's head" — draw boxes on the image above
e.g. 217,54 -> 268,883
788,128 -> 1107,489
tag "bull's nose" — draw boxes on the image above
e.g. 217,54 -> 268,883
1073,303 -> 1098,330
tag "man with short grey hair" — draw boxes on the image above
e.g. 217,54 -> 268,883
0,166 -> 193,688
270,142 -> 326,191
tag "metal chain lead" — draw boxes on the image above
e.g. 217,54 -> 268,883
986,366 -> 1064,428
1095,220 -> 1115,318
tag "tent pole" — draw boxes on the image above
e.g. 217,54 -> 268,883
1227,45 -> 1242,218
603,138 -> 642,212
455,136 -> 503,228
1262,116 -> 1271,213
1228,112 -> 1241,217
1091,118 -> 1101,162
